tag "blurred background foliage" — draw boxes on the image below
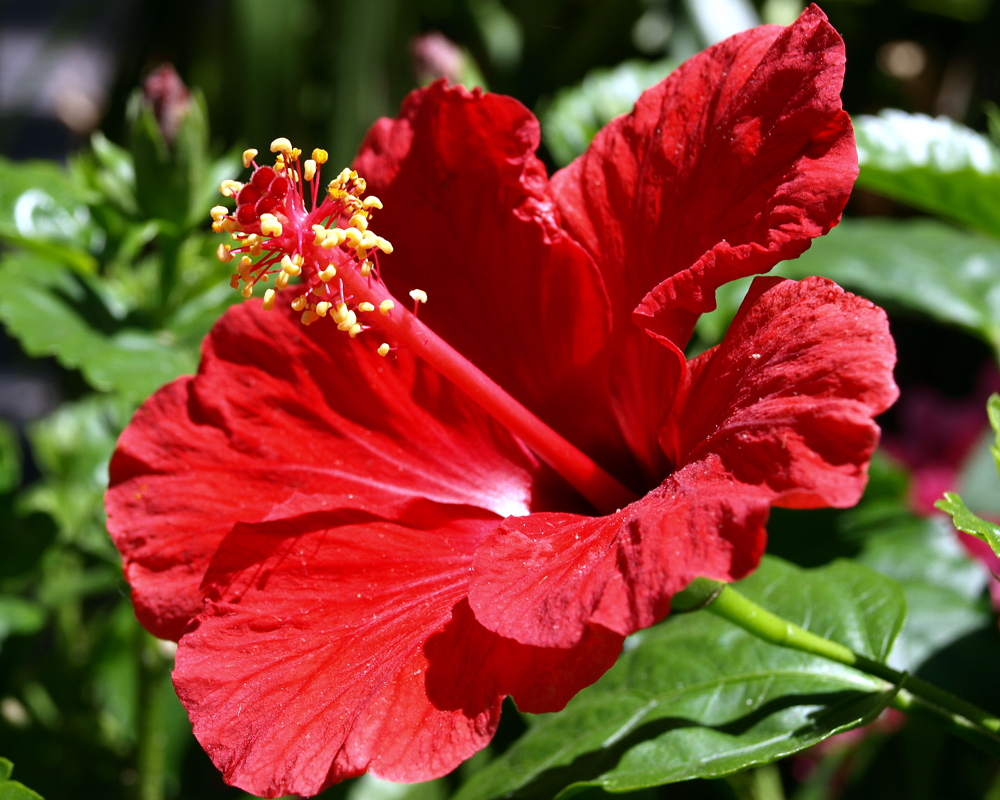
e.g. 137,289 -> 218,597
3,0 -> 1000,799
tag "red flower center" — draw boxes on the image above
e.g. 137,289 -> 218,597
211,139 -> 638,514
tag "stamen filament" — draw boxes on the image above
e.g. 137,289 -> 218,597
331,263 -> 638,513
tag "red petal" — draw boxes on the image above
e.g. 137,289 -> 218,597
468,276 -> 897,648
551,5 -> 855,352
664,276 -> 898,508
175,509 -> 620,797
424,600 -> 622,715
468,458 -> 769,648
353,82 -> 640,480
107,301 -> 561,641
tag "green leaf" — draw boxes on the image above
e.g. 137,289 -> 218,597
24,394 -> 134,557
539,58 -> 676,167
935,493 -> 1000,559
88,132 -> 138,216
0,252 -> 196,397
0,419 -> 21,494
988,393 -> 1000,475
453,557 -> 904,800
346,774 -> 449,800
854,111 -> 1000,238
0,156 -> 100,271
0,597 -> 46,643
781,218 -> 1000,356
0,759 -> 43,800
852,512 -> 992,672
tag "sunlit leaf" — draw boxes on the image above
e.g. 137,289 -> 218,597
936,493 -> 1000,559
539,59 -> 676,167
855,111 -> 1000,238
0,759 -> 43,800
0,157 -> 100,271
0,252 -> 196,398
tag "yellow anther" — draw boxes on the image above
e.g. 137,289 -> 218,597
275,271 -> 290,290
262,289 -> 276,311
242,148 -> 258,169
237,256 -> 253,279
312,224 -> 327,245
293,254 -> 304,267
301,309 -> 319,326
312,148 -> 328,164
315,301 -> 332,317
241,284 -> 253,298
291,148 -> 302,161
362,196 -> 383,211
260,214 -> 283,237
217,243 -> 234,263
377,342 -> 390,357
358,301 -> 375,313
343,227 -> 363,248
332,303 -> 349,324
219,180 -> 242,197
212,221 -> 224,233
410,289 -> 428,304
349,213 -> 368,232
222,217 -> 241,234
304,159 -> 317,182
270,137 -> 293,155
337,310 -> 357,332
348,323 -> 362,338
376,237 -> 393,254
274,154 -> 286,172
280,255 -> 302,276
360,231 -> 378,251
210,205 -> 228,222
360,260 -> 372,277
229,274 -> 240,289
319,264 -> 337,282
291,295 -> 308,312
379,299 -> 394,315
322,228 -> 345,249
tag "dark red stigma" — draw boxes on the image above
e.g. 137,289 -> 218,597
235,166 -> 291,226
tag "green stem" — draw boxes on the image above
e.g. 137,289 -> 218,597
157,234 -> 180,325
136,630 -> 167,800
678,578 -> 1000,757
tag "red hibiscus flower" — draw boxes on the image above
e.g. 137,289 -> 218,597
105,6 -> 897,798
